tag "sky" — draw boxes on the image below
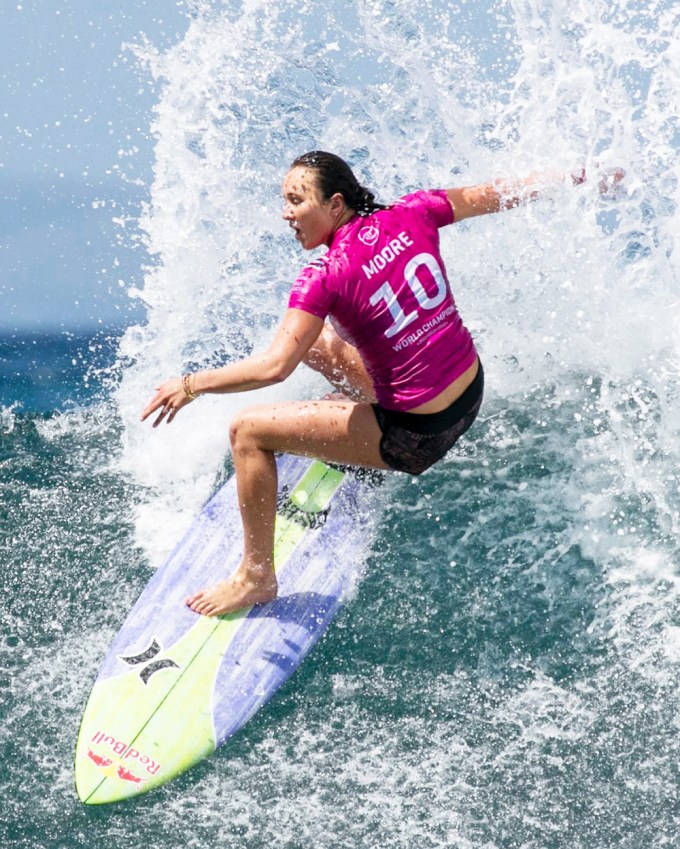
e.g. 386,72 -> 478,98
0,0 -> 192,333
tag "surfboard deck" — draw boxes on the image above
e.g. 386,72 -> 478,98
74,454 -> 383,804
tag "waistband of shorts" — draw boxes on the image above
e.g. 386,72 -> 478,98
373,360 -> 484,436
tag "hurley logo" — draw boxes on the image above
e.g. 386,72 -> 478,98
119,638 -> 179,685
358,225 -> 380,247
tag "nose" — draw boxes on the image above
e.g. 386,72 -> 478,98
282,202 -> 294,220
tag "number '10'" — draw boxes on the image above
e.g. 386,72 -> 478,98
369,252 -> 448,338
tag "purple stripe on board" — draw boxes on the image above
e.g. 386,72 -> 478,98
210,475 -> 376,744
95,456 -> 374,685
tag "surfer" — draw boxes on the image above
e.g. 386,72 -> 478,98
142,151 -> 623,617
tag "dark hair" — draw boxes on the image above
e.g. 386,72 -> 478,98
291,151 -> 387,217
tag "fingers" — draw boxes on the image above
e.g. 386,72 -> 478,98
142,399 -> 174,427
151,401 -> 185,427
140,388 -> 167,423
571,166 -> 586,186
141,377 -> 185,426
152,406 -> 175,428
140,399 -> 162,424
598,167 -> 626,195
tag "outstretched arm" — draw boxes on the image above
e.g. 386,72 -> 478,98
141,308 -> 324,427
447,167 -> 624,222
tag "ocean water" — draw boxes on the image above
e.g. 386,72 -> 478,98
2,0 -> 680,846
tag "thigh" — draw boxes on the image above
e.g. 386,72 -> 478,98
230,399 -> 389,470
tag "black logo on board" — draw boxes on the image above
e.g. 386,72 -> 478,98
119,639 -> 180,685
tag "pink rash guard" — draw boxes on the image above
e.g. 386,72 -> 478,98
288,189 -> 477,410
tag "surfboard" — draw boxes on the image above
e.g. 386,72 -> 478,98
74,454 -> 383,805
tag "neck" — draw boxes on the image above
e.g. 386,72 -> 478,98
327,208 -> 356,244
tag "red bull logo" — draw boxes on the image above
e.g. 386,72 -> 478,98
87,731 -> 162,781
87,750 -> 113,769
86,750 -> 147,785
117,765 -> 145,785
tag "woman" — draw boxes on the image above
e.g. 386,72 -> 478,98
141,151 -> 615,617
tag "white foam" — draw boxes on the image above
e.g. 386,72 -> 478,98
105,0 -> 680,838
0,402 -> 19,434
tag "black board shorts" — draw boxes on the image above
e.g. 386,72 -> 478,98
372,361 -> 484,476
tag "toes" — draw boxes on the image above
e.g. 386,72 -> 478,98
186,592 -> 219,616
186,593 -> 207,613
197,599 -> 214,615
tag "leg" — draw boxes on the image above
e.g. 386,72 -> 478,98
304,324 -> 377,403
185,399 -> 388,617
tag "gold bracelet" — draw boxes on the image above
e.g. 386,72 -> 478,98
182,373 -> 198,400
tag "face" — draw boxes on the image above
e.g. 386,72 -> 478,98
282,166 -> 345,250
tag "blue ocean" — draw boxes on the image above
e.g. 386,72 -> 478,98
2,1 -> 680,846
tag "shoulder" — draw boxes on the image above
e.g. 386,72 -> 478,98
291,254 -> 329,295
289,253 -> 335,318
396,189 -> 453,222
301,255 -> 329,275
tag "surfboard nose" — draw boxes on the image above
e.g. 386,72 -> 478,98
74,456 -> 381,803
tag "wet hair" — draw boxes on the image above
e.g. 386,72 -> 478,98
291,150 -> 387,217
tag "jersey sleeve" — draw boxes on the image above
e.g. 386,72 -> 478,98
287,258 -> 335,319
399,189 -> 454,228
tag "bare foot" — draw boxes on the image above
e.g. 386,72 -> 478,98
185,569 -> 278,617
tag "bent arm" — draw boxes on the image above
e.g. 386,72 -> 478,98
194,308 -> 324,394
447,166 -> 623,222
447,170 -> 570,222
141,308 -> 324,426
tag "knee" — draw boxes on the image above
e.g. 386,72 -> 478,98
229,409 -> 257,455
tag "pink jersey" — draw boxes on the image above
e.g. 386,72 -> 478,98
288,189 -> 477,410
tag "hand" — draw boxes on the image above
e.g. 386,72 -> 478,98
141,377 -> 193,427
598,167 -> 625,195
571,166 -> 625,194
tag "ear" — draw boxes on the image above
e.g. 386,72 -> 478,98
329,192 -> 346,214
